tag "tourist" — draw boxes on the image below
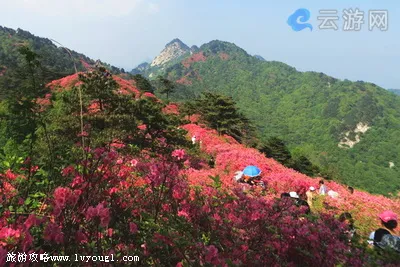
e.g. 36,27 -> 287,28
306,186 -> 316,208
369,210 -> 400,253
319,180 -> 327,195
348,186 -> 354,194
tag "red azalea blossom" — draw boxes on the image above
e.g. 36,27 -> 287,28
86,203 -> 110,227
61,165 -> 75,176
129,222 -> 138,234
172,149 -> 186,160
0,228 -> 21,246
44,223 -> 64,244
5,169 -> 18,180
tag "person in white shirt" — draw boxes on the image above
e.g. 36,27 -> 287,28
319,180 -> 327,195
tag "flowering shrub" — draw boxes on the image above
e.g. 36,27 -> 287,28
182,124 -> 400,238
219,52 -> 229,60
79,58 -> 93,71
0,141 -> 397,266
163,103 -> 180,115
176,76 -> 193,85
182,52 -> 207,68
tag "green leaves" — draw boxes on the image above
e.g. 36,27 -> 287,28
132,74 -> 154,93
156,75 -> 176,99
193,92 -> 254,144
209,175 -> 222,189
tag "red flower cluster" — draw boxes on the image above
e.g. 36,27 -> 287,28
182,52 -> 207,68
176,76 -> 193,85
181,123 -> 400,236
219,52 -> 230,60
86,203 -> 110,227
80,58 -> 94,71
162,103 -> 180,114
172,149 -> 186,160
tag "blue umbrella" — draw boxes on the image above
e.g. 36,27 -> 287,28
242,166 -> 261,177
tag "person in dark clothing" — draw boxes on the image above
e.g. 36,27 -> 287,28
294,198 -> 311,214
208,156 -> 215,168
369,210 -> 400,253
348,186 -> 354,194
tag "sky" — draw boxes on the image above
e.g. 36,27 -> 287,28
1,0 -> 399,89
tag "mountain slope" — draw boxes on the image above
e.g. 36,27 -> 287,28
0,26 -> 122,85
182,123 -> 400,236
136,39 -> 400,195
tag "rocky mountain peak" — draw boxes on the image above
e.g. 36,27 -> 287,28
150,38 -> 190,67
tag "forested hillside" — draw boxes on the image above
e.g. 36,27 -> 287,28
0,26 -> 123,98
137,40 -> 400,195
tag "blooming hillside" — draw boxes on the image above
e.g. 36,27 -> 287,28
47,73 -> 144,98
1,72 -> 400,266
182,123 -> 400,236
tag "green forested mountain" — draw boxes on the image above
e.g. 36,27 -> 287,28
0,26 -> 123,89
135,40 -> 400,195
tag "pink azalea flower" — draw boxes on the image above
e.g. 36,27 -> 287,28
86,203 -> 110,227
129,222 -> 138,234
172,149 -> 186,160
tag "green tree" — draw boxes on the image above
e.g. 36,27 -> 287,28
259,137 -> 292,165
157,76 -> 175,99
79,66 -> 118,111
180,100 -> 197,120
133,74 -> 154,93
41,66 -> 189,161
194,92 -> 253,143
290,155 -> 321,177
1,46 -> 46,141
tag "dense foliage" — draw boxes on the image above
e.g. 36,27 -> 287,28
182,92 -> 255,145
259,137 -> 321,177
143,40 -> 400,195
132,74 -> 155,93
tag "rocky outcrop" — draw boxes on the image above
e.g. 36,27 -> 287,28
338,122 -> 370,149
150,38 -> 190,67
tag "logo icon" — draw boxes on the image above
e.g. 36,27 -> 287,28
287,8 -> 313,31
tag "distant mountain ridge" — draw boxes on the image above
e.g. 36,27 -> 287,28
132,38 -> 400,195
389,89 -> 400,95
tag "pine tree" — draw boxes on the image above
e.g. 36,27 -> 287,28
194,92 -> 252,142
259,137 -> 292,166
133,74 -> 154,93
78,66 -> 118,111
157,76 -> 175,99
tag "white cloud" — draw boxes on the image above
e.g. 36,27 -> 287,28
4,0 -> 146,17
